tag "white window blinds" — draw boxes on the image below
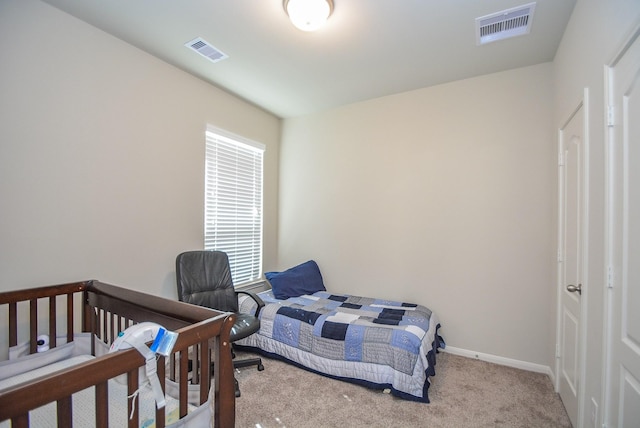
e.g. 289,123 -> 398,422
204,127 -> 264,285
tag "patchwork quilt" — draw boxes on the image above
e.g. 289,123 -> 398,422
237,290 -> 443,402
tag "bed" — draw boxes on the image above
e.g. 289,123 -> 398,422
235,260 -> 444,403
0,280 -> 236,427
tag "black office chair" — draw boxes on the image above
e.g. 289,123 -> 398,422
176,250 -> 265,397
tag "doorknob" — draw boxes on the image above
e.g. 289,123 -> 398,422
566,284 -> 582,295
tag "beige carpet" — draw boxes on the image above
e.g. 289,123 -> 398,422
233,350 -> 572,428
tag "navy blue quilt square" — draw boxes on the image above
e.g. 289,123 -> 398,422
340,302 -> 362,309
373,318 -> 400,326
277,306 -> 321,325
379,308 -> 405,320
401,302 -> 418,308
328,294 -> 348,302
321,321 -> 349,340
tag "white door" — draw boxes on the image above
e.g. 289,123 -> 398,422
605,28 -> 640,428
557,101 -> 586,428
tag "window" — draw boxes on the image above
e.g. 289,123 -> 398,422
204,126 -> 264,285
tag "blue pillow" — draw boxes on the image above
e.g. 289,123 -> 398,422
265,260 -> 326,300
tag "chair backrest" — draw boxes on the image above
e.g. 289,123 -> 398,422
176,250 -> 239,313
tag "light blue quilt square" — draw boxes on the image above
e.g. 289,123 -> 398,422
390,328 -> 422,355
344,325 -> 365,361
273,314 -> 302,347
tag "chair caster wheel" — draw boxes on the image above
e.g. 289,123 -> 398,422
257,363 -> 265,371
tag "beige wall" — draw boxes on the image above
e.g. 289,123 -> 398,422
553,0 -> 640,426
0,0 -> 281,296
279,63 -> 556,366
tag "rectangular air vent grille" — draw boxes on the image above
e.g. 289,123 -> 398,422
476,2 -> 536,45
185,37 -> 228,63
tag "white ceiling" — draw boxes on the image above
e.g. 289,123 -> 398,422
41,0 -> 576,118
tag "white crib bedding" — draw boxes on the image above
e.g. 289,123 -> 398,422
0,338 -> 206,428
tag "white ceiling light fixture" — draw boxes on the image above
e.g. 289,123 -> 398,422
284,0 -> 334,32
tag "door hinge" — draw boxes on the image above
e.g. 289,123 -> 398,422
559,152 -> 565,167
557,249 -> 563,263
607,266 -> 614,288
555,343 -> 560,358
607,105 -> 615,127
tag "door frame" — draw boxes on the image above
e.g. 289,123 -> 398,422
602,22 -> 640,427
555,89 -> 590,428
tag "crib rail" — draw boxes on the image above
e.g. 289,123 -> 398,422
0,280 -> 86,354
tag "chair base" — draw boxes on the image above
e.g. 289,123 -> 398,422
234,357 -> 264,371
233,356 -> 264,397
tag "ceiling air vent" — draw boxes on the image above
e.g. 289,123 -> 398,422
475,2 -> 536,45
185,37 -> 228,63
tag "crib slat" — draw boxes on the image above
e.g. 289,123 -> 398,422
101,309 -> 107,343
179,350 -> 189,418
95,381 -> 108,427
117,315 -> 124,338
81,288 -> 91,334
49,296 -> 57,349
200,340 -> 210,404
89,306 -> 97,356
110,313 -> 116,341
66,292 -> 74,344
192,343 -> 201,384
128,368 -> 139,428
29,299 -> 37,354
10,414 -> 29,428
56,396 -> 72,426
168,353 -> 176,381
156,358 -> 166,428
8,302 -> 17,347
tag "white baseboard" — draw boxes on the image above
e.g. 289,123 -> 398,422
442,346 -> 554,379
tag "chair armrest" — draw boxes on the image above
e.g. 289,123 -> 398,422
236,290 -> 266,317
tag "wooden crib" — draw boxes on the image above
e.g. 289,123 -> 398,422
0,280 -> 236,427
